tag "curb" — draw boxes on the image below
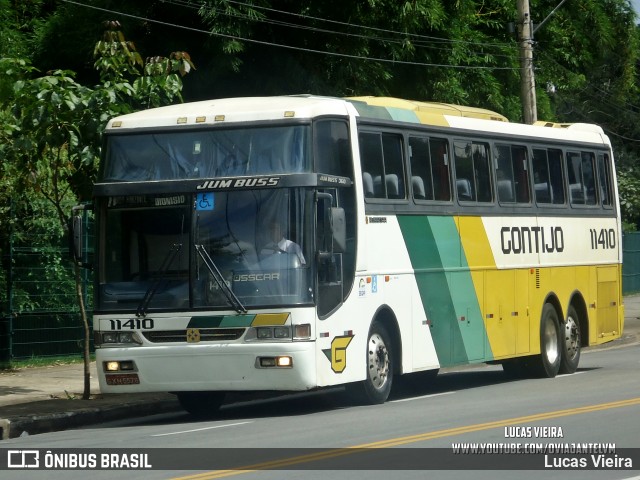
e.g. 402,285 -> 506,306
0,397 -> 181,440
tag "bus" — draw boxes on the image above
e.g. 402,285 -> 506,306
77,95 -> 624,415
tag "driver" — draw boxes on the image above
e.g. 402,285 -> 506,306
261,221 -> 306,265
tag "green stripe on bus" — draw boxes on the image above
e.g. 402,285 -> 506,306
398,216 -> 492,366
385,107 -> 420,124
188,315 -> 256,328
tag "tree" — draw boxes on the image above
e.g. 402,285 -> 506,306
1,21 -> 193,394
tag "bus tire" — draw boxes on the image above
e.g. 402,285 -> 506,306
559,305 -> 581,374
349,321 -> 393,404
176,391 -> 225,418
531,303 -> 562,378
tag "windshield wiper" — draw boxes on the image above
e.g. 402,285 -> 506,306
136,243 -> 183,317
195,244 -> 247,314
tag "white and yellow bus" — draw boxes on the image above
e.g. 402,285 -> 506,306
84,95 -> 623,414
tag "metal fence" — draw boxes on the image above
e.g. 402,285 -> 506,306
623,232 -> 640,295
1,206 -> 93,365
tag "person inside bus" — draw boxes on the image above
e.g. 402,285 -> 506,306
260,221 -> 306,266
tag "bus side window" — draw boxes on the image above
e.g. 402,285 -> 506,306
359,132 -> 386,199
431,138 -> 451,201
567,151 -> 597,206
409,137 -> 433,200
359,131 -> 405,200
454,140 -> 492,203
496,145 -> 516,203
409,136 -> 451,201
597,153 -> 613,207
381,133 -> 405,199
533,148 -> 565,205
532,149 -> 551,204
496,144 -> 530,204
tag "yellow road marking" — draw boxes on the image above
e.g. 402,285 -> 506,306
173,396 -> 640,479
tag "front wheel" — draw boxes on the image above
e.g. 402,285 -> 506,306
348,322 -> 394,404
530,303 -> 562,378
559,306 -> 581,374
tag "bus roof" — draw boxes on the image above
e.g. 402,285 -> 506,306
345,96 -> 509,125
105,96 -> 352,130
104,95 -> 609,146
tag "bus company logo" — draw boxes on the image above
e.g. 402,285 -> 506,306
196,177 -> 280,190
186,328 -> 201,343
7,450 -> 39,469
500,225 -> 564,255
322,335 -> 354,373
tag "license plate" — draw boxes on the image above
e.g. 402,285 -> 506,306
105,373 -> 140,385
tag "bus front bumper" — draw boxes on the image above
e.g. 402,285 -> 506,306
96,341 -> 317,393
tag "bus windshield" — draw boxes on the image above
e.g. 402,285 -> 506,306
101,125 -> 310,181
98,188 -> 314,312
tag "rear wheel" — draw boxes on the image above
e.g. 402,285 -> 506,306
530,303 -> 562,378
176,391 -> 225,418
349,322 -> 393,404
559,305 -> 581,374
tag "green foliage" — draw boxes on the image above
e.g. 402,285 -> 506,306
618,168 -> 640,232
93,21 -> 144,82
0,19 -> 194,358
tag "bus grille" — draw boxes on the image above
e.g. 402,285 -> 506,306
142,328 -> 246,343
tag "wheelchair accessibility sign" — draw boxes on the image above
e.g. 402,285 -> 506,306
196,193 -> 214,211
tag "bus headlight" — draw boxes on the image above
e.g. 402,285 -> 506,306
95,331 -> 143,346
274,326 -> 290,339
247,326 -> 292,341
245,324 -> 309,342
257,327 -> 273,339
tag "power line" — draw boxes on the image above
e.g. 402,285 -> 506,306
210,0 -> 518,50
63,0 -> 521,71
162,0 -> 518,60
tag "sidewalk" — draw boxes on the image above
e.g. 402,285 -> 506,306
1,295 -> 639,440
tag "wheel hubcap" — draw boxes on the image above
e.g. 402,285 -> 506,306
564,316 -> 580,360
367,333 -> 389,390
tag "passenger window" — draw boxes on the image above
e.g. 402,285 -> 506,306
495,144 -> 531,204
532,148 -> 565,205
597,153 -> 613,207
359,131 -> 405,200
566,151 -> 597,206
454,140 -> 492,203
409,136 -> 451,201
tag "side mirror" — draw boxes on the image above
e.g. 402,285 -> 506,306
70,204 -> 93,267
71,214 -> 84,262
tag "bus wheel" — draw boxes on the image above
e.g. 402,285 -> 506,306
349,322 -> 393,404
531,303 -> 561,378
559,306 -> 581,374
176,391 -> 225,418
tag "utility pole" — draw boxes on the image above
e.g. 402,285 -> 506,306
517,0 -> 537,124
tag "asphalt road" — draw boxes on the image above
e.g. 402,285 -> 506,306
2,342 -> 640,480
